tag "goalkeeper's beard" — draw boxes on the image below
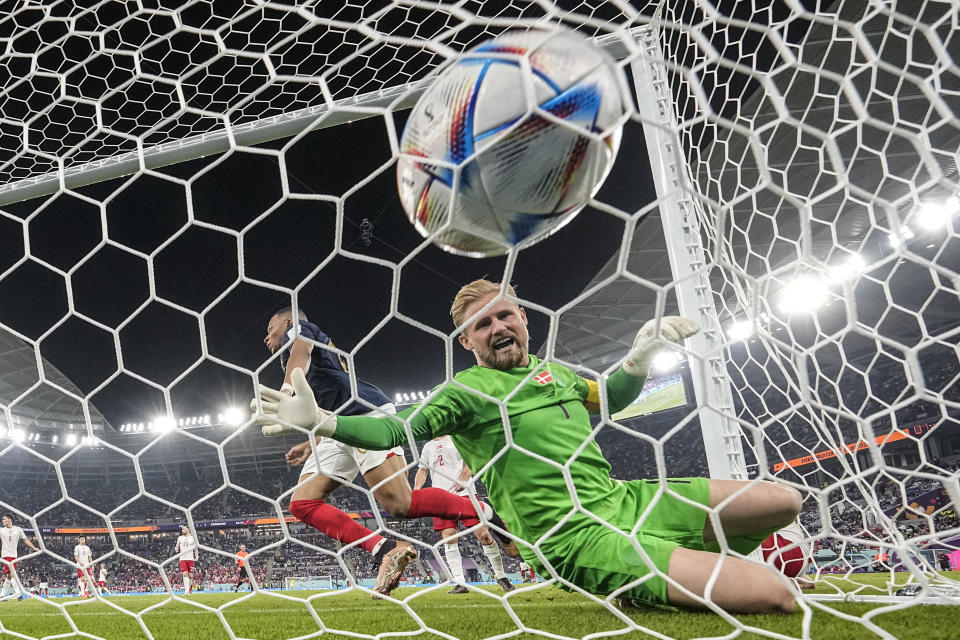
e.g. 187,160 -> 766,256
476,332 -> 529,370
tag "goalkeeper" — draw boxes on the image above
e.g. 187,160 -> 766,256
255,280 -> 801,613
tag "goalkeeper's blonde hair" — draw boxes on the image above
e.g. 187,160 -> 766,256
451,279 -> 518,328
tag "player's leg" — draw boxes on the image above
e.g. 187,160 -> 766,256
9,564 -> 25,599
289,441 -> 387,554
361,450 -> 518,556
702,479 -> 802,552
665,547 -> 796,613
519,561 -> 530,583
473,524 -> 514,591
612,478 -> 797,612
179,563 -> 189,594
296,440 -> 416,597
0,562 -> 14,599
439,525 -> 468,593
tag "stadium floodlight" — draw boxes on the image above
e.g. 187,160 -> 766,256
222,407 -> 246,427
417,391 -> 425,399
827,254 -> 866,283
916,196 -> 960,230
651,351 -> 684,373
888,224 -> 915,247
51,435 -> 58,443
726,319 -> 754,342
395,393 -> 402,402
65,433 -> 76,446
154,416 -> 177,433
11,429 -> 25,442
777,275 -> 829,314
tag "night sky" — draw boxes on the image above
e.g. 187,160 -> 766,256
0,113 -> 652,428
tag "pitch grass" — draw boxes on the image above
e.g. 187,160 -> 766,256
1,573 -> 959,640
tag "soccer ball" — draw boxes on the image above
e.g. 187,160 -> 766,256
761,524 -> 812,578
397,28 -> 628,257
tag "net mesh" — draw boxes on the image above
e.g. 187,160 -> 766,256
0,0 -> 958,638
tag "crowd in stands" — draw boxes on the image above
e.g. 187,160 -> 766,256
795,458 -> 960,572
2,416 -> 958,594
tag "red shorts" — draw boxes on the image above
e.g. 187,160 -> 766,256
97,580 -> 106,587
179,560 -> 195,573
76,567 -> 93,578
433,517 -> 479,531
2,557 -> 17,575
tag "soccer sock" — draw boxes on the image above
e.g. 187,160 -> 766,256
0,578 -> 9,597
373,539 -> 397,566
183,575 -> 190,593
444,543 -> 465,583
408,488 -> 489,520
291,499 -> 383,554
481,542 -> 507,579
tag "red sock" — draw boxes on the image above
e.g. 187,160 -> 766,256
408,488 -> 486,520
290,499 -> 383,554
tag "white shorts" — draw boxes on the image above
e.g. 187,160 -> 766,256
39,582 -> 48,589
299,403 -> 404,484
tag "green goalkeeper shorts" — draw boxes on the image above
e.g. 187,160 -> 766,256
541,477 -> 774,606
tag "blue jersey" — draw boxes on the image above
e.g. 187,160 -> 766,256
279,320 -> 391,416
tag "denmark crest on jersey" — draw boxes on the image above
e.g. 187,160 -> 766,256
533,370 -> 553,385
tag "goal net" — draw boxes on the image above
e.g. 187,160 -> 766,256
0,0 -> 957,639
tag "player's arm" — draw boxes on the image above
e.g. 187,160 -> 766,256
282,338 -> 313,395
452,463 -> 473,493
583,317 -> 700,415
21,531 -> 38,552
254,368 -> 465,447
285,438 -> 319,466
413,468 -> 428,490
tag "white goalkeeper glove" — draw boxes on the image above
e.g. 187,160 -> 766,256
251,367 -> 337,437
621,316 -> 700,376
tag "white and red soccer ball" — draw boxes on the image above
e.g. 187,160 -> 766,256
762,523 -> 812,578
397,28 -> 630,257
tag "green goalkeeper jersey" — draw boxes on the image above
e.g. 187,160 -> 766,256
335,355 -> 645,550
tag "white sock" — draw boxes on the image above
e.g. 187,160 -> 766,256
481,543 -> 507,579
0,578 -> 9,597
183,576 -> 190,593
444,543 -> 465,583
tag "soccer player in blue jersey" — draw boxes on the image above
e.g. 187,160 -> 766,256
257,283 -> 803,613
263,307 -> 514,597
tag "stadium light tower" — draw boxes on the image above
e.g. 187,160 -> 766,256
154,416 -> 177,433
916,196 -> 960,230
777,275 -> 828,314
827,254 -> 866,283
726,319 -> 754,342
651,351 -> 683,374
222,407 -> 246,427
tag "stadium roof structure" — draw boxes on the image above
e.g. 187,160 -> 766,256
0,326 -> 112,435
